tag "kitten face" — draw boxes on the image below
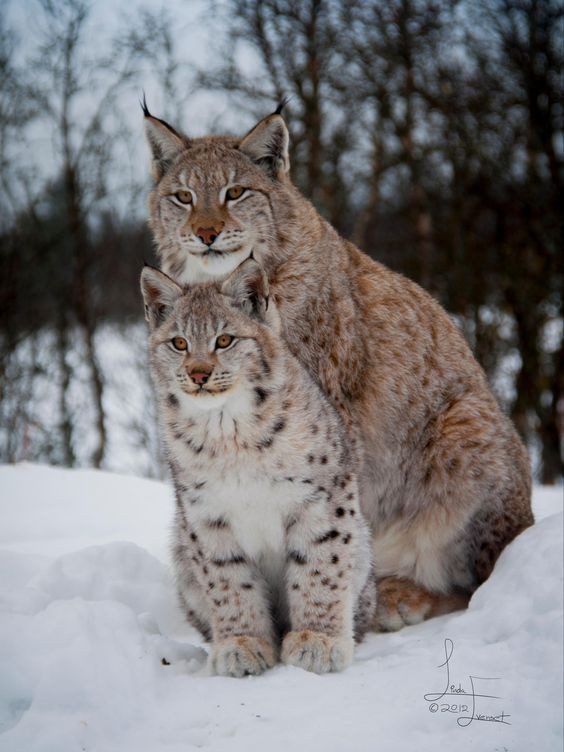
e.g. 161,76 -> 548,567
149,285 -> 278,413
152,143 -> 277,284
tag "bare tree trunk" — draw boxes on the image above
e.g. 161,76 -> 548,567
56,311 -> 75,466
78,300 -> 107,468
302,0 -> 323,206
63,162 -> 107,468
508,296 -> 540,443
352,135 -> 383,251
399,0 -> 434,289
539,336 -> 564,484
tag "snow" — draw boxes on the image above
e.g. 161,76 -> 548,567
0,464 -> 562,751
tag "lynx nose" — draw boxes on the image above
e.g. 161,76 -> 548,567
196,226 -> 222,246
189,366 -> 212,386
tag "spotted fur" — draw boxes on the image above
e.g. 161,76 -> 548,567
144,106 -> 533,631
141,260 -> 375,676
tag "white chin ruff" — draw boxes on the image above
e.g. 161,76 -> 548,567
180,390 -> 232,412
177,247 -> 253,284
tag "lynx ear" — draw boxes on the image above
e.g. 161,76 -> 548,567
142,97 -> 188,180
239,113 -> 290,179
140,265 -> 183,328
221,258 -> 270,319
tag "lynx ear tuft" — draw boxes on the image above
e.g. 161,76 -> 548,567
140,265 -> 183,328
239,113 -> 290,179
221,258 -> 269,319
143,103 -> 189,180
274,96 -> 290,115
140,91 -> 151,118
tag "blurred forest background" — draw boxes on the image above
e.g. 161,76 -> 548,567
0,0 -> 562,482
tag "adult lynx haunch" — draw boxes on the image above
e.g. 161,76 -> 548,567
143,103 -> 533,629
141,260 -> 375,676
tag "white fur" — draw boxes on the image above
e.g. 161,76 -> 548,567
194,475 -> 295,556
372,520 -> 450,592
175,247 -> 253,284
175,383 -> 262,426
173,382 -> 304,592
189,470 -> 301,600
177,388 -> 235,413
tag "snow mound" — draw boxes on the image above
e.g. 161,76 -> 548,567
0,464 -> 562,751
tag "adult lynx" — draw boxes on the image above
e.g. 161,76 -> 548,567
143,103 -> 533,629
141,260 -> 375,675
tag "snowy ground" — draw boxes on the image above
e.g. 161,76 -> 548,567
0,464 -> 562,752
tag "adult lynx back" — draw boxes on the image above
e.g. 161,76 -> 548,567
143,102 -> 533,630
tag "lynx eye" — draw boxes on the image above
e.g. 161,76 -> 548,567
226,185 -> 245,201
174,190 -> 193,205
171,336 -> 188,351
215,334 -> 234,349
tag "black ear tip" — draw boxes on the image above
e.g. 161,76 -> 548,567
140,91 -> 151,118
274,96 -> 290,116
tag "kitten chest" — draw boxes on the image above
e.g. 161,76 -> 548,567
197,474 -> 299,565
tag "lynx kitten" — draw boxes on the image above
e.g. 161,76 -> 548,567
141,259 -> 376,677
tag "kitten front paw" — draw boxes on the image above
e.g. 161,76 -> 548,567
211,636 -> 277,678
281,630 -> 354,674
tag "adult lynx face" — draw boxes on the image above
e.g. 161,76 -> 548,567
143,101 -> 290,284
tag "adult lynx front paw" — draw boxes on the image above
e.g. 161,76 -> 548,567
211,636 -> 277,678
281,630 -> 354,674
375,577 -> 470,632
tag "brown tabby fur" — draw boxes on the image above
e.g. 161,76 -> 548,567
143,105 -> 533,630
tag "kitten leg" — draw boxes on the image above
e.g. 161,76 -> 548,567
187,524 -> 278,677
176,570 -> 212,641
353,568 -> 378,642
172,514 -> 212,640
375,576 -> 470,631
211,635 -> 277,678
282,498 -> 362,674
